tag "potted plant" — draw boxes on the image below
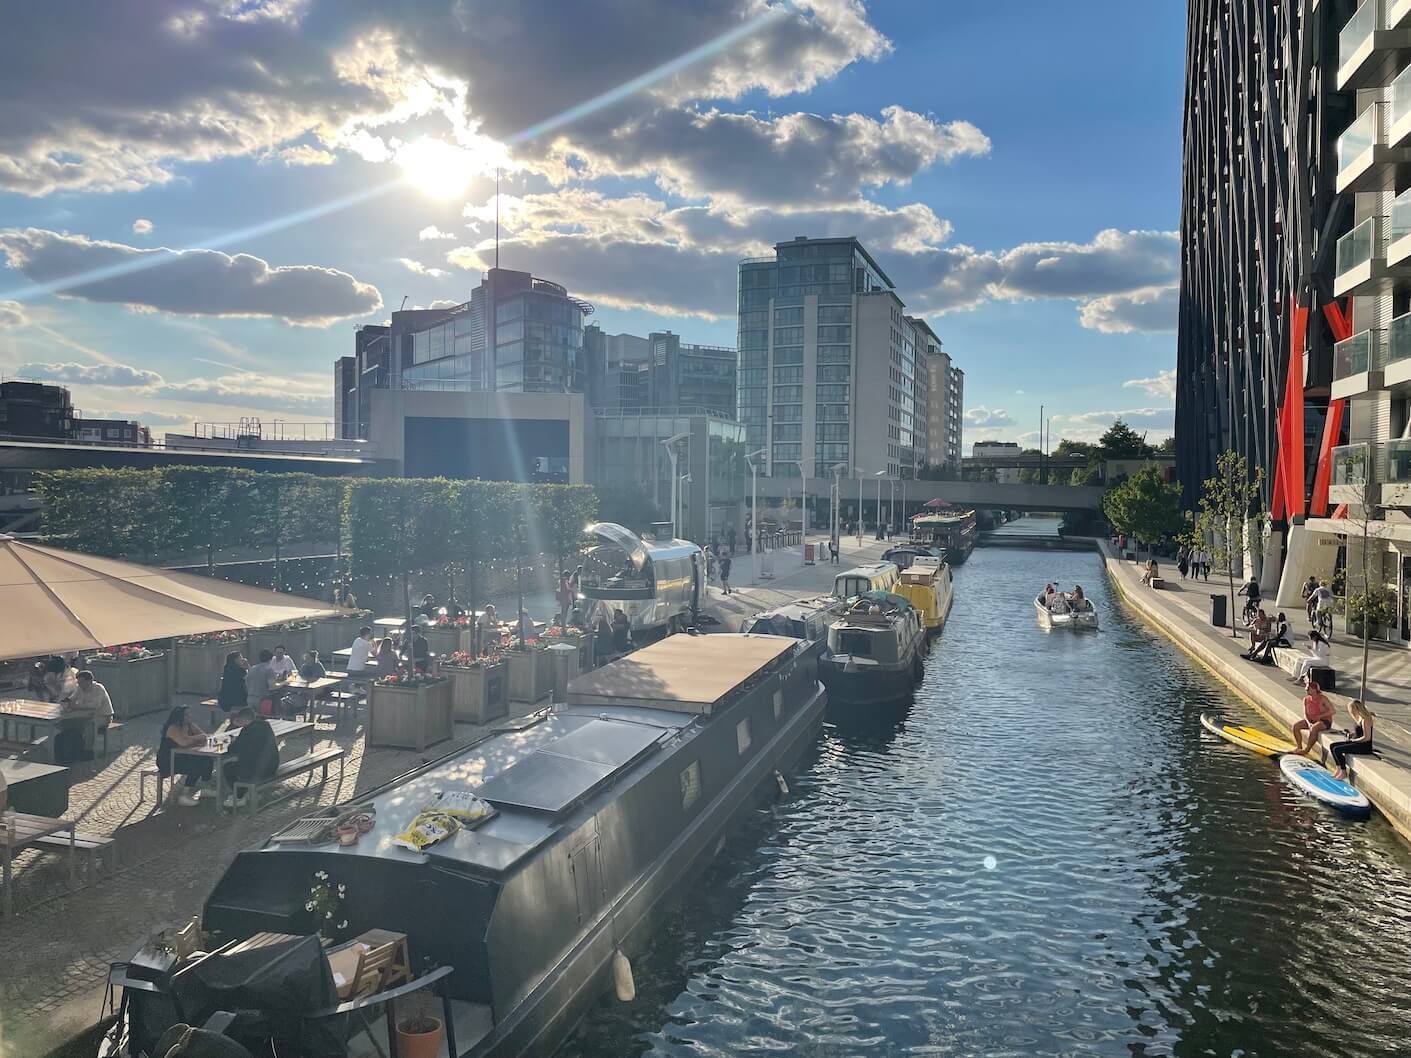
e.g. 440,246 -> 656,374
1345,587 -> 1396,639
506,640 -> 552,704
395,992 -> 445,1058
544,624 -> 592,672
82,642 -> 170,718
174,630 -> 246,694
304,870 -> 350,941
248,620 -> 315,661
367,671 -> 454,751
441,650 -> 509,724
424,613 -> 472,655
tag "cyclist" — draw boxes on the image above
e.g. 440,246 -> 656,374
1237,575 -> 1262,623
1307,581 -> 1335,634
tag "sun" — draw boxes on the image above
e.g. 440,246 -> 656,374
398,137 -> 479,200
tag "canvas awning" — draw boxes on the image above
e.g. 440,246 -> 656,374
0,535 -> 349,661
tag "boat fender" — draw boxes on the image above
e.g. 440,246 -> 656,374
774,770 -> 789,796
613,950 -> 636,1002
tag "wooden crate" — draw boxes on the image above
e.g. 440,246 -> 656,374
367,679 -> 453,752
83,653 -> 170,719
444,662 -> 508,724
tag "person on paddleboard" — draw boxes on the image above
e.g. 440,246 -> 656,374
1290,679 -> 1335,756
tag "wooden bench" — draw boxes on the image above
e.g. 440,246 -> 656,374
1271,647 -> 1338,689
233,747 -> 345,812
32,831 -> 116,880
1149,577 -> 1165,590
138,765 -> 169,805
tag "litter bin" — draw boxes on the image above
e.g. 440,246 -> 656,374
1209,593 -> 1227,628
548,643 -> 579,705
804,543 -> 816,566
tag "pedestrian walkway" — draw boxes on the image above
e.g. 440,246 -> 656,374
703,535 -> 894,630
1103,542 -> 1411,842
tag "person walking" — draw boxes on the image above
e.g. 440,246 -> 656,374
719,550 -> 733,595
829,537 -> 840,564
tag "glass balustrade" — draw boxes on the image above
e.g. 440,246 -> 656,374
1392,188 -> 1411,244
1337,217 -> 1377,275
1334,330 -> 1378,379
1341,0 -> 1379,70
1387,439 -> 1411,483
1332,444 -> 1371,486
1394,63 -> 1411,128
1339,105 -> 1381,172
1389,312 -> 1411,365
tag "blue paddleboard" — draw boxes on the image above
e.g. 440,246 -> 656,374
1279,755 -> 1372,819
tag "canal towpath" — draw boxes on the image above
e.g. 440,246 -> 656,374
1103,541 -> 1411,841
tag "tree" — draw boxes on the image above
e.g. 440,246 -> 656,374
1102,465 -> 1182,558
1158,436 -> 1176,455
1334,446 -> 1396,696
595,482 -> 663,533
36,468 -> 159,561
346,479 -> 440,669
534,484 -> 598,577
1196,450 -> 1265,638
1098,419 -> 1156,460
249,473 -> 328,591
160,467 -> 255,574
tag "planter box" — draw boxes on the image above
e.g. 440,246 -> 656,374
367,679 -> 454,752
248,625 -> 315,662
314,616 -> 369,659
424,625 -> 471,657
175,637 -> 246,695
443,662 -> 509,724
507,649 -> 553,704
82,653 -> 170,719
546,633 -> 592,672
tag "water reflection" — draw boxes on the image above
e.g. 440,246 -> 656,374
561,527 -> 1411,1058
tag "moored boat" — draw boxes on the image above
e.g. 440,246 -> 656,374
895,557 -> 954,635
819,592 -> 926,705
741,594 -> 850,662
112,633 -> 825,1058
911,507 -> 976,564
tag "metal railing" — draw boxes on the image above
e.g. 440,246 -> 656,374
1336,215 -> 1380,274
1332,442 -> 1372,487
1390,311 -> 1411,365
1332,439 -> 1411,487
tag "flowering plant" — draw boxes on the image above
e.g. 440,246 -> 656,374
443,650 -> 500,668
177,630 -> 244,645
87,643 -> 159,661
375,670 -> 444,687
261,621 -> 313,632
305,870 -> 349,941
435,614 -> 471,627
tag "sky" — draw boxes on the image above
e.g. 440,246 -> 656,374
0,0 -> 1186,447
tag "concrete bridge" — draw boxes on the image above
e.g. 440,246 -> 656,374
756,476 -> 1106,516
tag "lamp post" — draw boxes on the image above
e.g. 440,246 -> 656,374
661,432 -> 688,539
874,470 -> 885,540
746,448 -> 767,583
888,477 -> 896,536
857,470 -> 865,544
679,472 -> 691,540
831,462 -> 847,554
784,459 -> 808,550
901,476 -> 908,538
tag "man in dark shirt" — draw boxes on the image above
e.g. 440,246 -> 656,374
221,707 -> 280,808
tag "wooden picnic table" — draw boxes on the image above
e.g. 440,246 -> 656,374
1,809 -> 76,917
279,674 -> 348,723
0,699 -> 103,756
170,718 -> 315,813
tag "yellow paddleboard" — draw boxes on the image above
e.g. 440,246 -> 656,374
1200,711 -> 1309,758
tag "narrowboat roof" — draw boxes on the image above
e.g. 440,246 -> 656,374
836,562 -> 899,579
566,632 -> 797,714
745,594 -> 843,624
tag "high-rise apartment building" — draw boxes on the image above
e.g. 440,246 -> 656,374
912,317 -> 963,470
737,236 -> 926,479
583,326 -> 737,418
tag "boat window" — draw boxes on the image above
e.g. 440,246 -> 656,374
773,689 -> 783,719
838,630 -> 872,657
680,760 -> 702,810
736,718 -> 752,755
836,575 -> 866,597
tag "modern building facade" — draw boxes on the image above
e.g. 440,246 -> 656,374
1177,0 -> 1349,593
913,319 -> 963,470
583,326 -> 737,418
737,236 -> 926,481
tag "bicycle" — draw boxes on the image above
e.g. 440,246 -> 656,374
1311,606 -> 1333,640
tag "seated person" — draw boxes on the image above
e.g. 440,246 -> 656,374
1287,630 -> 1331,684
1249,612 -> 1291,663
1071,585 -> 1089,611
418,593 -> 438,620
56,669 -> 114,762
1244,609 -> 1271,657
611,609 -> 632,652
444,597 -> 465,620
375,635 -> 399,672
43,655 -> 77,703
411,630 -> 431,672
269,644 -> 297,682
347,627 -> 373,675
26,660 -> 47,699
1329,699 -> 1375,781
477,604 -> 499,655
156,705 -> 211,806
1290,679 -> 1335,756
595,615 -> 614,657
245,649 -> 279,715
218,651 -> 249,716
298,649 -> 326,681
221,707 -> 280,809
1140,559 -> 1159,586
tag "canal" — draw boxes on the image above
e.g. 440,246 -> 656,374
562,522 -> 1411,1058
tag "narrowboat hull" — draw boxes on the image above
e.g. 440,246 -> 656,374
818,659 -> 919,705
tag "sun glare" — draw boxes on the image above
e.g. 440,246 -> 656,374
398,137 -> 479,199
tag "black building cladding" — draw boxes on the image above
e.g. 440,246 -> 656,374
1175,0 -> 1349,510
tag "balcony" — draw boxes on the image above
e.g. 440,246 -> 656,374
1333,328 -> 1387,400
1393,0 -> 1411,31
1329,443 -> 1377,506
1338,103 -> 1411,193
1334,214 -> 1411,296
1340,0 -> 1411,90
1388,311 -> 1411,390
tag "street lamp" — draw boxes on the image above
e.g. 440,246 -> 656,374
746,448 -> 767,583
661,432 -> 689,539
783,459 -> 808,550
888,477 -> 896,536
831,462 -> 847,553
901,476 -> 908,539
679,473 -> 691,540
857,469 -> 865,544
874,470 -> 886,540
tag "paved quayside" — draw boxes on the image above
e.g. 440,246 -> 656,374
1103,540 -> 1411,842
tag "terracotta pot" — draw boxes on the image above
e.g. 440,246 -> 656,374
396,1017 -> 444,1058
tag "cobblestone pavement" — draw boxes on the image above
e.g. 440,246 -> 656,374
0,535 -> 893,1058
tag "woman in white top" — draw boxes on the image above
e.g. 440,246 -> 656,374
1288,630 -> 1331,683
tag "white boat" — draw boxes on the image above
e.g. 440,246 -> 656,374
1034,594 -> 1099,631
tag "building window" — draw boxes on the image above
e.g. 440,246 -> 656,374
817,364 -> 850,383
773,404 -> 803,422
774,326 -> 804,345
773,366 -> 803,384
774,306 -> 804,326
774,423 -> 802,441
817,325 -> 852,344
680,761 -> 702,809
818,305 -> 852,324
817,344 -> 851,363
736,718 -> 752,755
773,385 -> 803,403
774,347 -> 804,365
816,384 -> 849,402
773,443 -> 802,460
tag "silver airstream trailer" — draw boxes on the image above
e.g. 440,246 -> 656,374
579,522 -> 703,635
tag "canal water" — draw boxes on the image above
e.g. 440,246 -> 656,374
562,521 -> 1411,1058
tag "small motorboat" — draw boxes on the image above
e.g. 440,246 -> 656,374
1034,593 -> 1099,631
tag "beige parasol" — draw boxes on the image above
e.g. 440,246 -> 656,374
0,535 -> 349,661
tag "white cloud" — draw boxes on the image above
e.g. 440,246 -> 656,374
418,226 -> 458,241
1053,406 -> 1174,444
16,361 -> 163,387
131,218 -> 153,235
0,300 -> 23,328
277,144 -> 337,167
160,372 -> 330,416
0,228 -> 382,326
965,406 -> 1015,428
1122,369 -> 1176,399
398,257 -> 449,278
1079,284 -> 1179,333
85,408 -> 193,428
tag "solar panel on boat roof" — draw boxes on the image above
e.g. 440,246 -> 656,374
475,752 -> 616,815
540,718 -> 662,767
